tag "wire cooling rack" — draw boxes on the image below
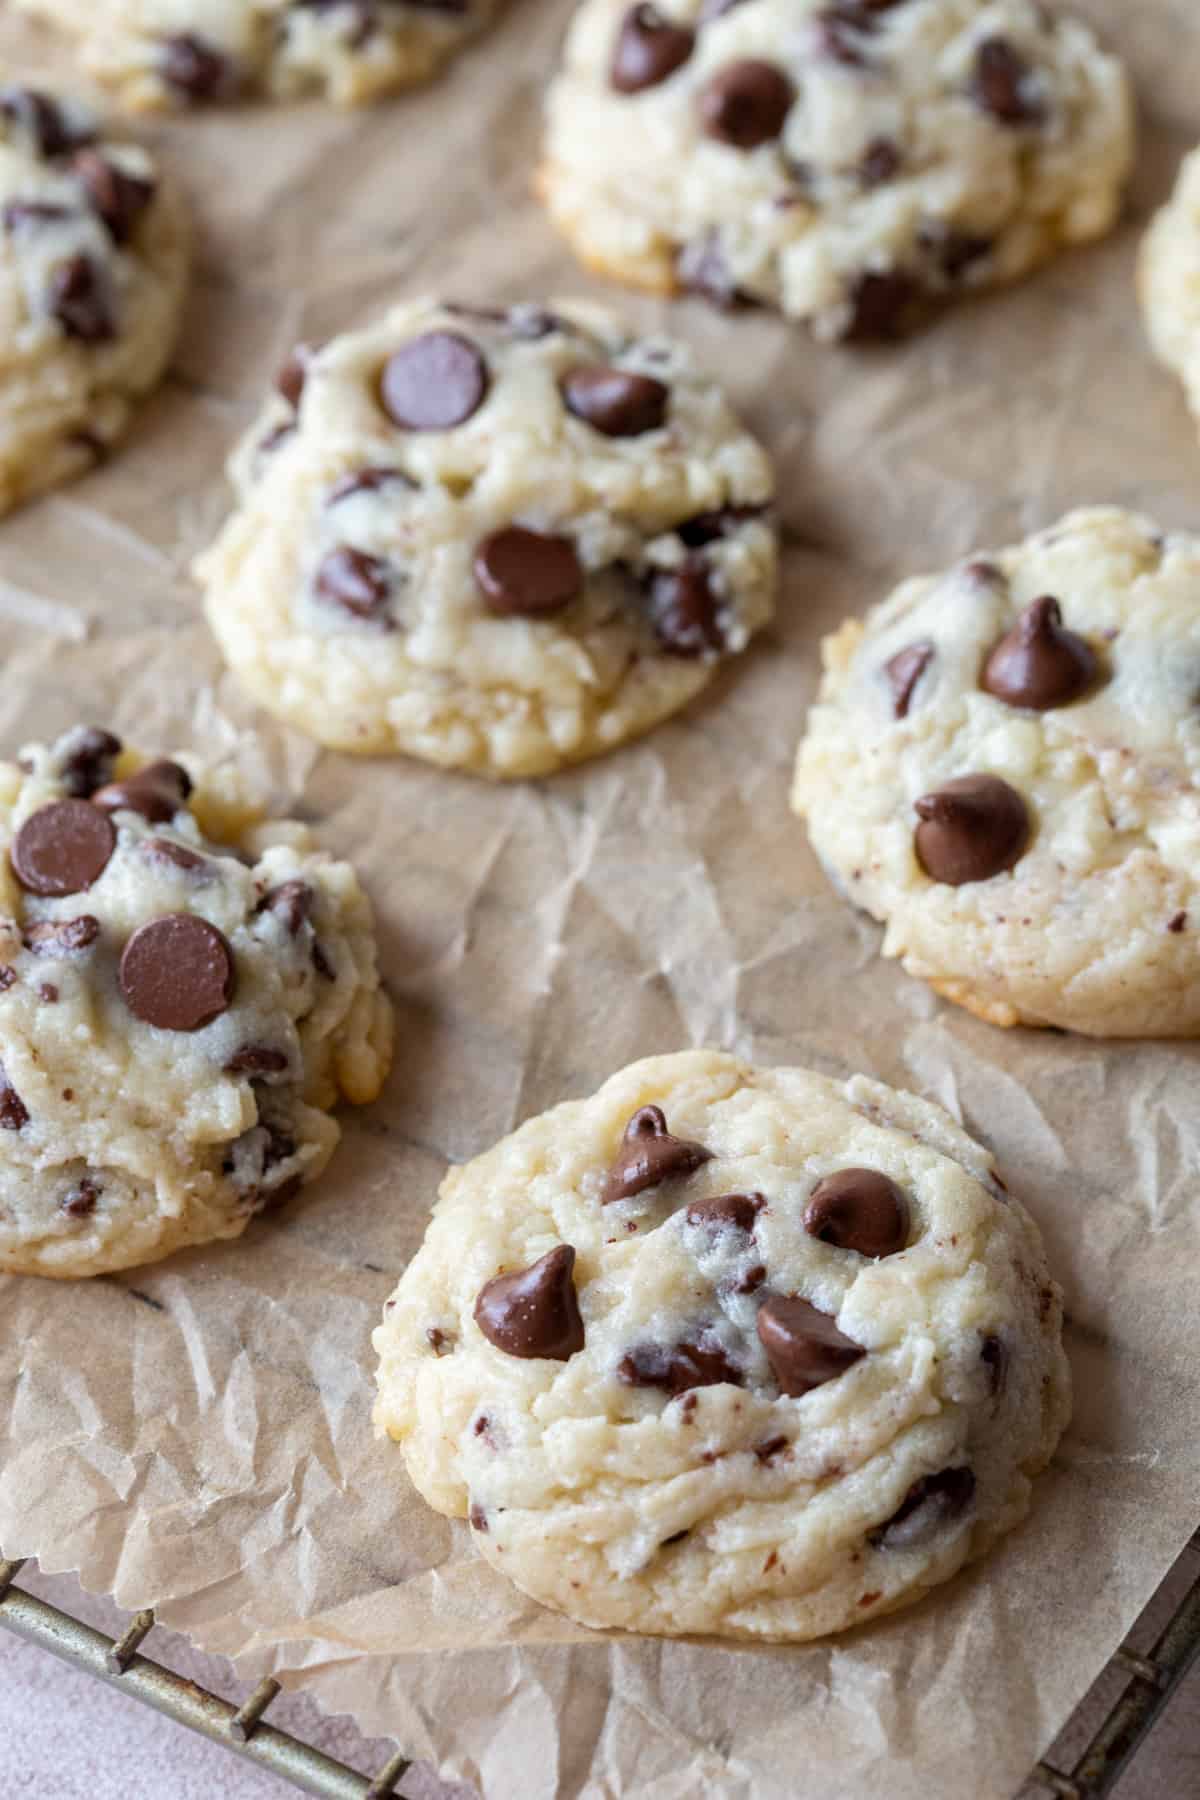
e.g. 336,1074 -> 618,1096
3,1536 -> 1199,1799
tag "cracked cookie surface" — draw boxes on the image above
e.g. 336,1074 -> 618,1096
373,1049 -> 1068,1641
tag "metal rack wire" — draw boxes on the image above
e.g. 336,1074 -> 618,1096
3,1537 -> 1200,1798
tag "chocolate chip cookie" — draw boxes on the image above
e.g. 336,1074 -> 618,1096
793,506 -> 1200,1035
0,76 -> 188,515
196,299 -> 778,777
1141,146 -> 1200,439
0,727 -> 393,1278
373,1049 -> 1069,1641
540,0 -> 1133,338
11,0 -> 494,110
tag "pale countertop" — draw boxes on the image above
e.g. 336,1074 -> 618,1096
1,1556 -> 1197,1800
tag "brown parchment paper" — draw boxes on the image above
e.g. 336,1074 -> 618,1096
1,2 -> 1199,1794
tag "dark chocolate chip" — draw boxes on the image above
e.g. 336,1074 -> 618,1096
0,1060 -> 29,1131
756,1294 -> 866,1396
93,759 -> 192,824
980,596 -> 1098,710
884,641 -> 934,718
143,837 -> 206,871
224,1044 -> 290,1075
981,1334 -> 1008,1396
869,1466 -> 975,1549
602,1103 -> 711,1203
119,914 -> 236,1031
685,1191 -> 765,1233
275,344 -> 312,410
474,527 -> 582,618
58,728 -> 122,797
315,546 -> 393,621
48,254 -> 114,343
919,220 -> 992,281
971,37 -> 1042,125
0,87 -> 91,158
860,136 -> 901,186
610,4 -> 695,93
914,774 -> 1030,886
474,1244 -> 585,1361
379,331 -> 489,431
257,880 -> 314,935
23,916 -> 100,955
647,559 -> 724,656
1168,911 -> 1188,934
618,1332 -> 743,1394
676,504 -> 764,547
804,1168 -> 909,1258
731,1262 -> 767,1294
840,269 -> 921,341
72,150 -> 155,244
161,34 -> 234,102
754,1433 -> 789,1462
426,1326 -> 453,1353
698,60 -> 794,150
11,800 -> 116,896
62,1174 -> 100,1217
561,365 -> 669,437
327,466 -> 415,505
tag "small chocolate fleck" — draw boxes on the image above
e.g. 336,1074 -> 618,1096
38,983 -> 59,1003
62,1175 -> 100,1217
602,1103 -> 711,1203
980,596 -> 1098,710
12,800 -> 116,897
804,1168 -> 910,1258
610,4 -> 695,93
474,527 -> 582,618
698,59 -> 794,150
426,1326 -> 453,1354
119,914 -> 236,1031
869,1466 -> 975,1549
474,1245 -> 585,1361
468,1503 -> 489,1532
379,331 -> 489,431
0,1060 -> 29,1131
914,774 -> 1030,886
93,759 -> 192,824
981,1334 -> 1008,1397
1168,911 -> 1188,934
275,344 -> 312,410
561,365 -> 669,437
756,1294 -> 865,1396
0,967 -> 15,991
754,1434 -> 789,1463
884,641 -> 934,718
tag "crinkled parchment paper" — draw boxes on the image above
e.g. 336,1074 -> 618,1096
1,3 -> 1199,1795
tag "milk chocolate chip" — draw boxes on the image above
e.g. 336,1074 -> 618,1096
869,1466 -> 975,1549
611,4 -> 695,93
884,641 -> 934,717
93,759 -> 192,823
980,596 -> 1098,710
914,774 -> 1029,885
119,914 -> 235,1031
379,331 -> 489,430
756,1295 -> 865,1396
474,527 -> 582,617
48,254 -> 114,342
561,365 -> 669,437
685,1191 -> 764,1233
699,61 -> 794,150
618,1332 -> 742,1393
23,916 -> 100,955
804,1168 -> 909,1258
72,150 -> 154,244
0,1061 -> 29,1131
474,1244 -> 585,1361
12,801 -> 116,897
647,559 -> 724,656
602,1103 -> 711,1203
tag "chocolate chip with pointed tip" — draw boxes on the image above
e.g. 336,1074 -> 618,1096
0,1060 -> 29,1131
971,37 -> 1042,124
119,914 -> 236,1031
884,641 -> 934,717
869,1466 -> 975,1549
474,527 -> 582,618
756,1294 -> 865,1396
618,1332 -> 743,1393
48,254 -> 114,342
602,1103 -> 711,1203
379,331 -> 489,431
562,365 -> 669,437
610,4 -> 695,93
23,916 -> 101,956
914,774 -> 1030,885
93,760 -> 192,824
72,150 -> 154,244
980,596 -> 1098,710
804,1168 -> 909,1258
12,801 -> 116,897
474,1244 -> 585,1361
315,546 -> 393,621
647,559 -> 725,656
161,33 -> 234,101
684,1191 -> 765,1233
699,59 -> 794,149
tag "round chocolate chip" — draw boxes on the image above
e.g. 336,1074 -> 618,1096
72,150 -> 154,245
161,33 -> 233,102
869,1466 -> 975,1549
474,1244 -> 585,1361
884,640 -> 934,717
699,60 -> 794,150
561,365 -> 669,437
275,344 -> 312,410
980,596 -> 1098,711
756,1294 -> 866,1397
119,914 -> 235,1032
11,800 -> 116,897
48,254 -> 114,343
804,1168 -> 909,1258
610,4 -> 695,93
971,37 -> 1042,125
379,331 -> 489,431
602,1103 -> 712,1203
647,559 -> 724,656
315,546 -> 392,621
685,1191 -> 764,1233
93,760 -> 192,824
474,526 -> 582,618
914,774 -> 1030,886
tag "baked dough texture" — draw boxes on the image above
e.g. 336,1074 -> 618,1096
1141,145 -> 1200,435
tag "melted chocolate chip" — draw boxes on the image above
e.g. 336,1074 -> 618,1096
23,916 -> 100,955
0,1060 -> 29,1130
474,1244 -> 585,1361
275,344 -> 312,409
610,4 -> 695,93
756,1295 -> 865,1396
59,728 -> 122,797
860,136 -> 901,186
602,1103 -> 711,1203
840,269 -> 920,341
647,559 -> 724,656
869,1466 -> 975,1549
62,1174 -> 100,1217
327,466 -> 415,505
93,760 -> 192,823
685,1191 -> 765,1233
12,801 -> 116,897
48,254 -> 114,343
379,331 -> 489,431
884,641 -> 934,718
914,774 -> 1030,886
562,365 -> 669,437
804,1168 -> 909,1258
162,34 -> 233,102
119,914 -> 236,1031
72,150 -> 155,244
224,1044 -> 290,1075
980,596 -> 1098,710
257,880 -> 314,934
474,527 -> 582,618
971,38 -> 1041,125
618,1332 -> 743,1394
0,87 -> 90,158
315,546 -> 393,621
699,60 -> 794,150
